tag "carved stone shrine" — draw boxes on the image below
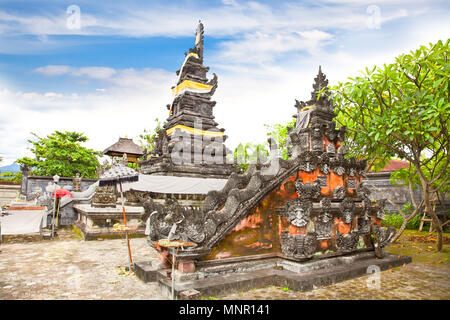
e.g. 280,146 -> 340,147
134,59 -> 411,299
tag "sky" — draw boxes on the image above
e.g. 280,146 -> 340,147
0,0 -> 449,166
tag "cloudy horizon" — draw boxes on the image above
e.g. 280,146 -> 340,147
1,0 -> 449,166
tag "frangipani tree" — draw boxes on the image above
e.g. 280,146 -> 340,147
330,39 -> 449,251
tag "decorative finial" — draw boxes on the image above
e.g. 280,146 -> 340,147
311,65 -> 329,102
194,20 -> 204,58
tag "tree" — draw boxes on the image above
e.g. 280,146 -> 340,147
16,131 -> 101,179
233,142 -> 269,173
264,119 -> 296,160
330,39 -> 449,250
138,118 -> 163,153
0,171 -> 22,184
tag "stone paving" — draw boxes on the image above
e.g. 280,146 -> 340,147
0,229 -> 449,300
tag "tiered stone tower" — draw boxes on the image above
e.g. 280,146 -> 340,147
139,21 -> 235,179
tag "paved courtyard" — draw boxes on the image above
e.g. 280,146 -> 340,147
0,229 -> 449,300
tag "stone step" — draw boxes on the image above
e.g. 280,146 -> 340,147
154,253 -> 411,299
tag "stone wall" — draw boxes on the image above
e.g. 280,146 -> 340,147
0,182 -> 21,206
22,175 -> 96,200
366,172 -> 449,216
365,172 -> 422,213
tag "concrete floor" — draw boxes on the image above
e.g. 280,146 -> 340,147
0,229 -> 449,300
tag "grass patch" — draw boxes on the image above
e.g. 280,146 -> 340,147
386,230 -> 450,266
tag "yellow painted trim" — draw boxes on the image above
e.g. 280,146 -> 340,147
172,79 -> 212,97
166,124 -> 224,137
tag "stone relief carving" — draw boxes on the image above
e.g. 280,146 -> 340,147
340,198 -> 355,223
326,143 -> 336,154
336,231 -> 359,253
347,178 -> 356,189
280,232 -> 318,258
330,156 -> 346,176
283,199 -> 312,228
333,186 -> 346,200
295,179 -> 321,200
318,153 -> 330,174
298,152 -> 317,173
316,198 -> 333,239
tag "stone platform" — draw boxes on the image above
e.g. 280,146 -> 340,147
73,203 -> 146,240
134,251 -> 412,299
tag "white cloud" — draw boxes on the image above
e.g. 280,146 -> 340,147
0,67 -> 176,164
34,65 -> 117,80
1,0 -> 449,166
216,30 -> 334,64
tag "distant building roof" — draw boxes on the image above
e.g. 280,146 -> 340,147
103,137 -> 144,156
377,159 -> 409,172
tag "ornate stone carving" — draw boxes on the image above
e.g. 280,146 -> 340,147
357,199 -> 372,234
295,179 -> 321,200
372,224 -> 395,249
336,231 -> 359,252
340,198 -> 355,223
298,151 -> 317,172
310,123 -> 324,152
92,186 -> 117,208
316,198 -> 333,239
375,199 -> 387,220
283,199 -> 312,227
280,232 -> 317,258
316,176 -> 327,187
298,133 -> 309,151
143,197 -> 208,243
330,156 -> 345,176
347,178 -> 356,189
318,153 -> 330,174
324,122 -> 338,142
72,173 -> 82,192
326,142 -> 336,154
333,186 -> 346,200
357,181 -> 372,202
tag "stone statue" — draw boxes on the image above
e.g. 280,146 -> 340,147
73,173 -> 82,192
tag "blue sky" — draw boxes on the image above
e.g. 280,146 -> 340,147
0,0 -> 449,165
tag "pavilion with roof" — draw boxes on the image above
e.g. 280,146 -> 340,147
103,137 -> 144,164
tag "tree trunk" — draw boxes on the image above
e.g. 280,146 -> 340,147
422,184 -> 443,251
390,219 -> 408,243
390,201 -> 423,243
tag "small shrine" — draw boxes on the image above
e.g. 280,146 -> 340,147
135,67 -> 411,299
104,137 -> 144,164
139,21 -> 236,179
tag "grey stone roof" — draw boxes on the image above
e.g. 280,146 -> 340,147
103,138 -> 144,156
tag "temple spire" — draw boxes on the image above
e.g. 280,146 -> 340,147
194,20 -> 204,59
311,65 -> 329,102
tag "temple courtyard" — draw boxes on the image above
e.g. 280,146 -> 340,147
0,229 -> 448,300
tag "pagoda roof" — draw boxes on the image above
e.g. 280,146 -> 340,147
103,137 -> 144,156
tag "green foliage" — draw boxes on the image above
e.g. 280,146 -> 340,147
264,119 -> 296,160
0,171 -> 22,184
331,40 -> 449,171
16,131 -> 101,178
382,211 -> 423,230
233,142 -> 269,172
139,118 -> 163,153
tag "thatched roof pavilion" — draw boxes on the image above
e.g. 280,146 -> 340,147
103,137 -> 144,163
